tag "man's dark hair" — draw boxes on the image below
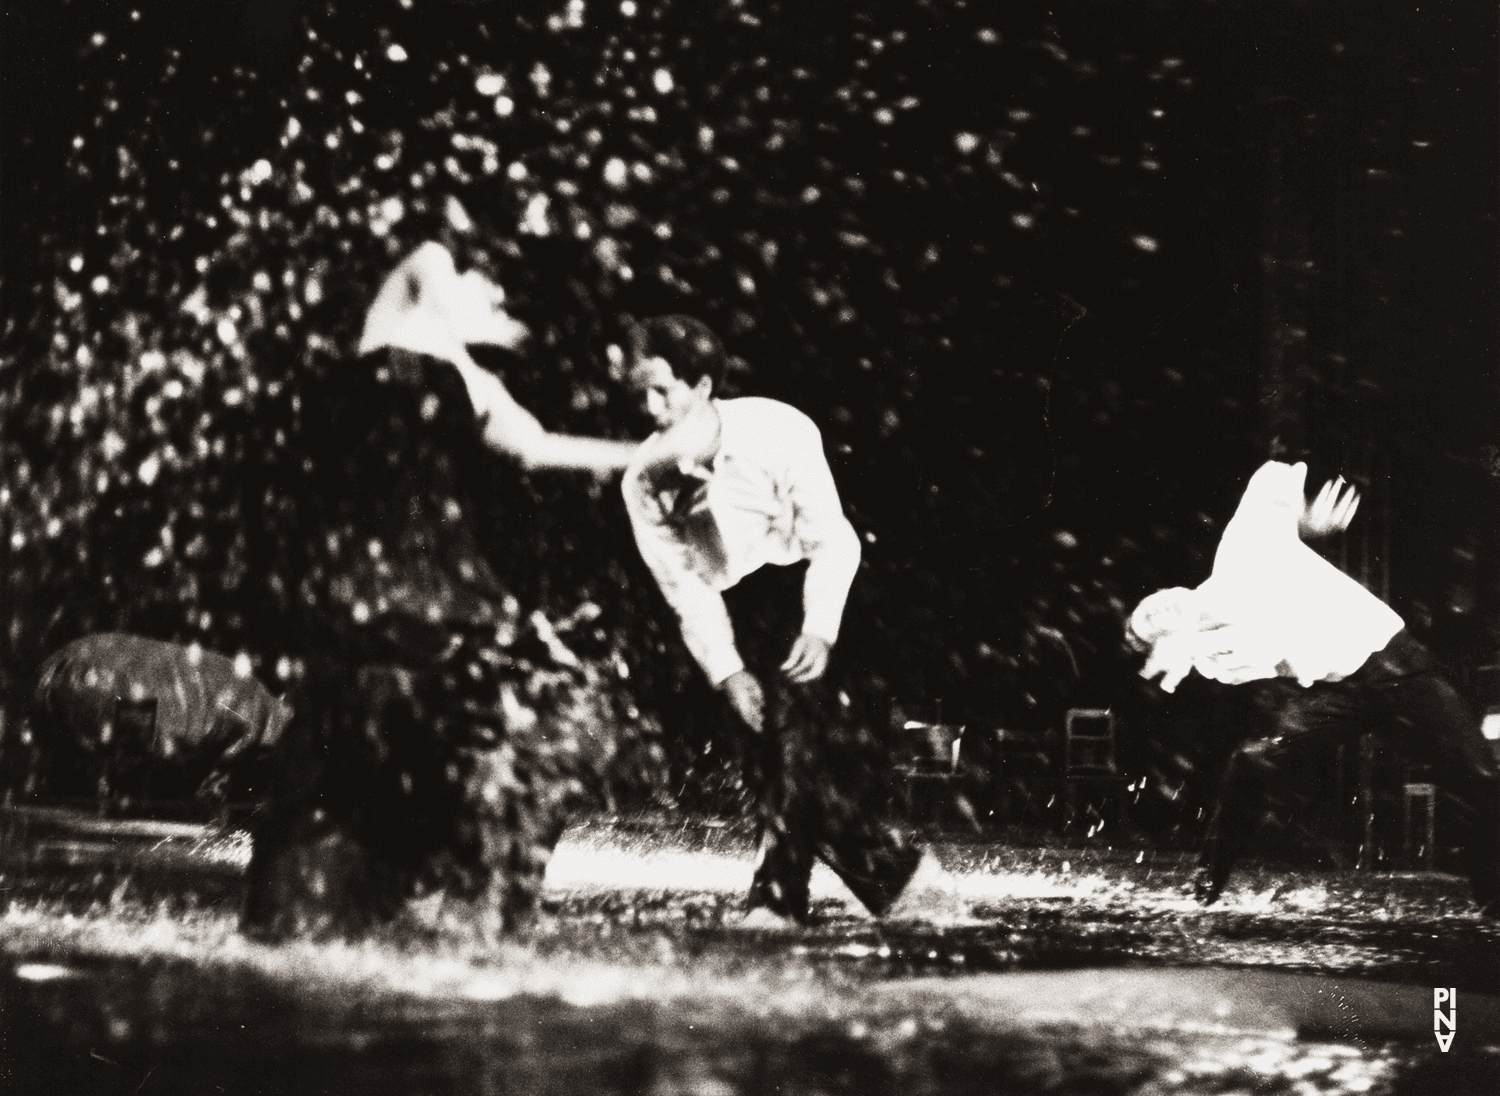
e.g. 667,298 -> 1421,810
631,315 -> 726,391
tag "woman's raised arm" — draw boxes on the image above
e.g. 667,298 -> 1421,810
455,358 -> 639,473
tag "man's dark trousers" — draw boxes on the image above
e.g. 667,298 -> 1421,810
1199,630 -> 1500,912
713,563 -> 920,923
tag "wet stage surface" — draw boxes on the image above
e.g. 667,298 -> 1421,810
2,813 -> 1499,1094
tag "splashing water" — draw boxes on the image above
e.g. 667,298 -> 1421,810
3,815 -> 1499,1095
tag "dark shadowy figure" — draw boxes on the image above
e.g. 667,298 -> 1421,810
1130,461 -> 1500,916
22,632 -> 289,812
1194,633 -> 1499,911
241,243 -> 637,941
621,316 -> 951,927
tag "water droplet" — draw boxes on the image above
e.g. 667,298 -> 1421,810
521,193 -> 552,236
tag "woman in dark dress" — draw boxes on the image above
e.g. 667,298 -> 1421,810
241,243 -> 638,941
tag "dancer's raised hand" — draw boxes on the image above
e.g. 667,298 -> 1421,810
1299,475 -> 1360,539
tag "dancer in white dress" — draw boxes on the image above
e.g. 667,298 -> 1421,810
1129,461 -> 1499,915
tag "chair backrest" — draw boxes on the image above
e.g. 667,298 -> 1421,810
1064,708 -> 1115,775
895,720 -> 965,775
993,727 -> 1052,770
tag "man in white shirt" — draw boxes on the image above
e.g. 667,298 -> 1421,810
1130,461 -> 1499,916
622,315 -> 941,926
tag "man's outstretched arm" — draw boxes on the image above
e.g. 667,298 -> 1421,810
621,455 -> 766,729
621,449 -> 745,686
784,416 -> 862,683
461,362 -> 640,473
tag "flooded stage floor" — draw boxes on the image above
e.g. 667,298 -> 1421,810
2,813 -> 1499,1094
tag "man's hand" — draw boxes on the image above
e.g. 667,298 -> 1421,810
720,670 -> 765,733
1299,475 -> 1360,539
781,634 -> 832,684
1139,633 -> 1197,694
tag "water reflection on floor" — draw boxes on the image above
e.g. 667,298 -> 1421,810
2,815 -> 1499,1094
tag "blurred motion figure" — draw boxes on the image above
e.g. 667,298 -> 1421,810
241,242 -> 638,941
1129,461 -> 1500,916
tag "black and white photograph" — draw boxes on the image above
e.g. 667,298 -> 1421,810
1,0 -> 1497,1092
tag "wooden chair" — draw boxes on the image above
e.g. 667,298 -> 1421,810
892,706 -> 965,824
1063,708 -> 1128,824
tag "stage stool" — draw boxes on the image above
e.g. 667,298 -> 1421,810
1402,782 -> 1437,871
1063,708 -> 1129,825
893,716 -> 965,824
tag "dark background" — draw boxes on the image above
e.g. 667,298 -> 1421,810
2,0 -> 1496,840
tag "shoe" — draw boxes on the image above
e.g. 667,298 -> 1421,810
1463,856 -> 1500,920
728,905 -> 802,932
880,849 -> 970,923
1193,866 -> 1225,906
1470,870 -> 1500,920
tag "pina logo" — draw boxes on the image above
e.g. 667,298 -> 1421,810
1434,988 -> 1456,1052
